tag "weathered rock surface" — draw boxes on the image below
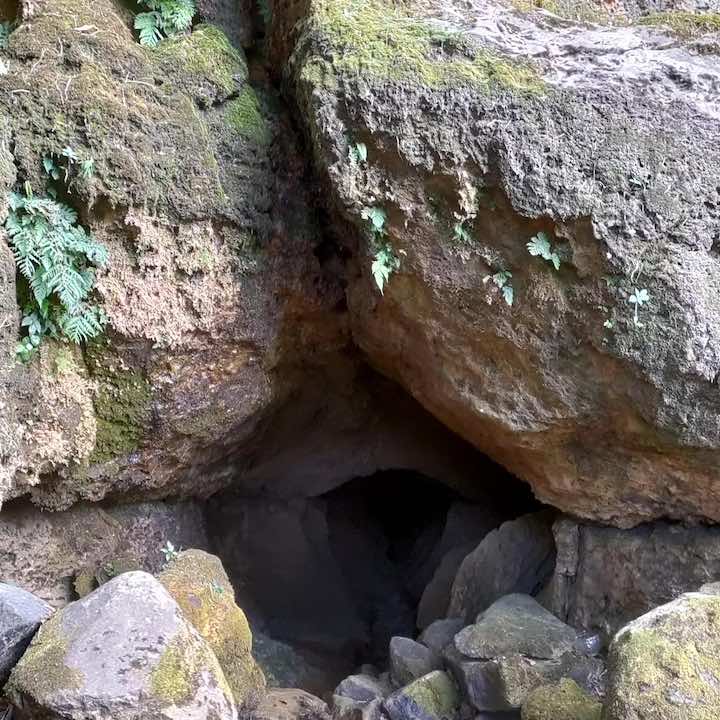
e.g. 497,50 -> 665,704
0,499 -> 208,607
0,583 -> 52,684
418,619 -> 465,655
334,674 -> 391,720
389,637 -> 443,688
278,0 -> 720,527
448,513 -> 555,623
251,689 -> 332,720
547,516 -> 720,639
445,595 -> 604,712
5,571 -> 237,720
604,592 -> 720,720
383,671 -> 460,720
158,549 -> 265,711
521,679 -> 601,720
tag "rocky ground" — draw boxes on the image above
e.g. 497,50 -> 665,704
1,0 -> 720,717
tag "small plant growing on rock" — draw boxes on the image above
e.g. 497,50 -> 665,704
362,206 -> 402,294
483,270 -> 514,306
0,21 -> 13,50
629,287 -> 650,327
161,541 -> 180,565
6,185 -> 108,361
527,231 -> 561,270
453,221 -> 472,244
349,142 -> 368,164
135,0 -> 196,48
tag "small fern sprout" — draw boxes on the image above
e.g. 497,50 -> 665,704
453,221 -> 472,244
483,270 -> 514,306
349,142 -> 368,164
361,205 -> 402,294
629,287 -> 650,327
527,231 -> 561,271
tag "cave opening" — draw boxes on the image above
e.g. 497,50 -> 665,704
205,458 -> 541,694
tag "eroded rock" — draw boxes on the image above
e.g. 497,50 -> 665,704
520,679 -> 601,720
5,571 -> 237,720
383,671 -> 461,720
389,637 -> 443,688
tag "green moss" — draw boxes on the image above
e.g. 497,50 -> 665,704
6,613 -> 83,701
401,671 -> 459,716
226,87 -> 272,146
85,341 -> 152,464
152,631 -> 233,707
305,0 -> 544,93
521,679 -> 601,720
639,11 -> 720,38
159,550 -> 265,709
156,24 -> 248,94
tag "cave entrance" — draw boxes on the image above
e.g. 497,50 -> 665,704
206,461 -> 540,694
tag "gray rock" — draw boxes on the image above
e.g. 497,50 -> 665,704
334,696 -> 389,720
390,637 -> 443,687
455,595 -> 577,660
699,581 -> 720,595
384,671 -> 461,720
419,618 -> 465,655
0,583 -> 52,684
336,674 -> 389,703
5,571 -> 236,720
251,689 -> 332,720
547,516 -> 720,640
449,514 -> 555,623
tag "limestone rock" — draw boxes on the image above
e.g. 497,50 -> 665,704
0,583 -> 52,684
455,595 -> 577,661
251,689 -> 332,720
521,679 -> 601,720
383,671 -> 461,720
604,592 -> 720,720
448,514 -> 555,623
547,517 -> 720,639
158,548 -> 265,711
418,619 -> 465,655
278,0 -> 720,527
389,637 -> 443,687
5,571 -> 237,720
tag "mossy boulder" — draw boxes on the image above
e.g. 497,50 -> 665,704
383,670 -> 460,720
604,592 -> 720,720
5,571 -> 236,719
522,678 -> 601,720
158,549 -> 265,711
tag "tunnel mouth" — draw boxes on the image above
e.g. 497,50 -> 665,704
206,460 -> 543,695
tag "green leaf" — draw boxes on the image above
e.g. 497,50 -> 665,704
502,285 -> 514,306
135,11 -> 163,47
362,206 -> 387,234
526,231 -> 552,259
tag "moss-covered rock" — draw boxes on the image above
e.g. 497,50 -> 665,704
226,86 -> 272,146
521,678 -> 601,720
639,11 -> 720,39
604,593 -> 720,720
383,670 -> 460,720
158,549 -> 265,711
5,571 -> 237,719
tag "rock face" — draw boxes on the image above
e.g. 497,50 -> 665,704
0,584 -> 52,684
521,679 -> 601,720
547,516 -> 720,639
5,572 -> 237,720
389,637 -> 443,688
158,549 -> 265,711
251,689 -> 332,720
448,513 -> 555,623
0,499 -> 209,607
278,0 -> 720,526
604,592 -> 720,720
445,595 -> 604,712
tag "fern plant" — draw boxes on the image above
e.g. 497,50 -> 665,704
135,0 -> 196,47
6,188 -> 108,361
483,270 -> 514,306
361,206 -> 401,294
527,231 -> 561,270
0,21 -> 12,50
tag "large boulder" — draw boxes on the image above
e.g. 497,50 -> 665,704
448,513 -> 555,623
277,0 -> 720,528
389,637 -> 443,688
418,619 -> 465,655
547,516 -> 720,639
445,595 -> 604,712
158,549 -> 265,711
333,674 -> 391,720
0,584 -> 52,684
4,572 -> 237,720
604,592 -> 720,720
251,689 -> 332,720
